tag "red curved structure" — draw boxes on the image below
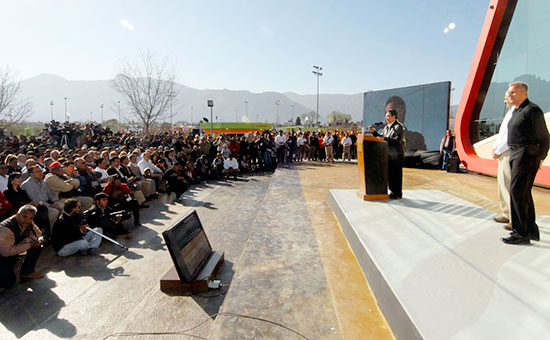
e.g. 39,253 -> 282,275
454,0 -> 550,186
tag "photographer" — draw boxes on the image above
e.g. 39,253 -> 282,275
0,205 -> 44,289
85,193 -> 130,237
102,175 -> 140,227
52,199 -> 102,256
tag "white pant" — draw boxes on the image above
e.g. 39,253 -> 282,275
497,150 -> 511,219
57,227 -> 103,256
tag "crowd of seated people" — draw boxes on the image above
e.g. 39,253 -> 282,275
0,121 -> 358,290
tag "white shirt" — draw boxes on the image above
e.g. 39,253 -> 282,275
297,137 -> 307,146
342,136 -> 352,146
94,167 -> 110,188
323,135 -> 334,146
275,134 -> 287,146
138,157 -> 162,174
0,174 -> 8,192
494,106 -> 515,156
224,157 -> 239,170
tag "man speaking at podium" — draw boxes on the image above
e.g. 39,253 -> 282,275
369,109 -> 406,199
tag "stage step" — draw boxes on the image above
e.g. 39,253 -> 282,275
329,189 -> 550,340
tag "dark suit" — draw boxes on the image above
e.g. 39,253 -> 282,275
374,120 -> 406,197
507,98 -> 549,238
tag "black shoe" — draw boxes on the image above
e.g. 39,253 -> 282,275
134,221 -> 142,227
501,233 -> 530,245
389,193 -> 402,199
139,204 -> 149,209
529,232 -> 540,242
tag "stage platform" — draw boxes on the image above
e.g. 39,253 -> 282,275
329,189 -> 550,340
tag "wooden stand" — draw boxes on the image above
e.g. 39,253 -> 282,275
160,251 -> 224,294
357,134 -> 390,200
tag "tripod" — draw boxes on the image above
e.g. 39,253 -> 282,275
60,134 -> 69,147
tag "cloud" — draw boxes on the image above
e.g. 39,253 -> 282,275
121,19 -> 135,32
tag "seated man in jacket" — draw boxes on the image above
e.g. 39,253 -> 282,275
85,193 -> 130,237
107,156 -> 147,207
102,175 -> 140,227
45,161 -> 93,211
52,199 -> 102,256
0,205 -> 43,289
21,165 -> 63,237
163,162 -> 188,201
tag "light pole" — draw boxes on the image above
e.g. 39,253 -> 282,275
117,100 -> 121,123
50,101 -> 54,121
291,104 -> 295,124
100,104 -> 104,123
64,97 -> 68,122
207,100 -> 214,137
244,101 -> 248,117
190,106 -> 194,125
275,100 -> 280,126
312,65 -> 323,126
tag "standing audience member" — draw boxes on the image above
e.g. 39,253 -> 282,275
439,130 -> 455,170
501,81 -> 549,245
341,133 -> 352,161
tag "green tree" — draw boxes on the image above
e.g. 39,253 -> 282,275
295,116 -> 301,126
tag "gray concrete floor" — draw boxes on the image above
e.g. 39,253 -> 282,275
0,173 -> 274,340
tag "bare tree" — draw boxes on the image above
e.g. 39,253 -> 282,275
0,67 -> 33,129
112,51 -> 177,135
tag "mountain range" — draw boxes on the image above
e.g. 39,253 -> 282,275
19,74 -> 366,124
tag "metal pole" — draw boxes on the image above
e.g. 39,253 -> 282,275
170,96 -> 173,127
313,65 -> 323,126
86,227 -> 128,249
64,97 -> 67,122
190,106 -> 194,124
50,101 -> 54,121
210,107 -> 214,137
291,104 -> 295,124
100,104 -> 104,123
117,100 -> 121,123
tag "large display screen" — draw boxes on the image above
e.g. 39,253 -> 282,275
363,81 -> 450,151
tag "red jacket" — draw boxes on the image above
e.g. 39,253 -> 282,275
0,191 -> 13,219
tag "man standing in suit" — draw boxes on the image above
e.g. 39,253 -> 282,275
501,81 -> 549,245
369,109 -> 406,199
491,90 -> 515,226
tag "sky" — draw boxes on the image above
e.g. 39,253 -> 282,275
0,0 -> 490,104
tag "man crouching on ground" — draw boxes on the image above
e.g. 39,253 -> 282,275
52,199 -> 102,256
0,205 -> 44,290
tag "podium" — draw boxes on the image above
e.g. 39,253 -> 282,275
357,134 -> 389,200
